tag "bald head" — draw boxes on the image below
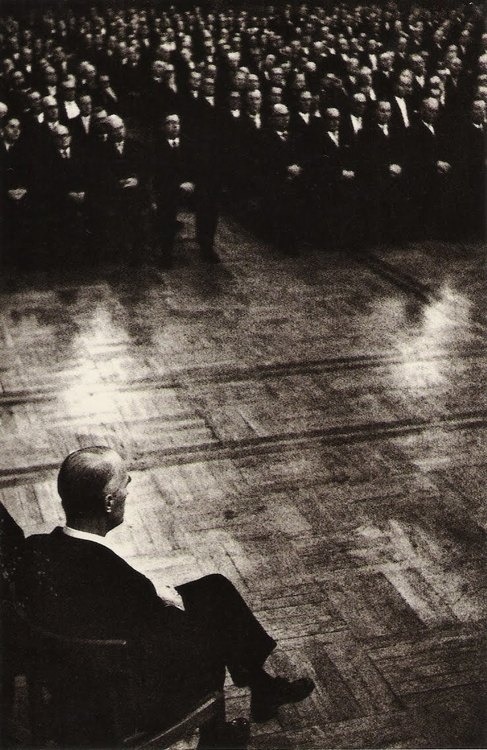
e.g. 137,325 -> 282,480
58,447 -> 128,530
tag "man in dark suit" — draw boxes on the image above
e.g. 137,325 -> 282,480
289,89 -> 321,156
104,114 -> 148,265
0,502 -> 24,591
357,100 -> 404,246
0,115 -> 33,270
309,107 -> 358,250
59,76 -> 80,124
407,96 -> 453,238
95,74 -> 120,114
69,94 -> 94,149
261,103 -> 304,255
152,113 -> 194,268
390,71 -> 414,144
457,98 -> 486,238
152,113 -> 220,266
15,446 -> 314,748
43,123 -> 89,263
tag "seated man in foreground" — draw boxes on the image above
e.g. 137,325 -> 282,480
15,447 -> 314,748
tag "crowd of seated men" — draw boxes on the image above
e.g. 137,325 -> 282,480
0,1 -> 485,273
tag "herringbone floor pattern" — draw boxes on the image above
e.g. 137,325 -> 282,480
1,216 -> 486,748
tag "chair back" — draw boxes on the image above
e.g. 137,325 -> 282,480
3,601 -> 137,747
3,602 -> 224,749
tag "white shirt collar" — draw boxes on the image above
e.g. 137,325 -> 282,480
62,526 -> 113,549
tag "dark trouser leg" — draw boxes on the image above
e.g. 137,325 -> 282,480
177,574 -> 276,686
196,200 -> 219,255
156,206 -> 177,264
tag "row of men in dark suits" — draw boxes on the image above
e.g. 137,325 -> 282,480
2,87 -> 483,274
0,107 -> 222,270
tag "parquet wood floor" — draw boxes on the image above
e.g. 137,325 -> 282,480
1,217 -> 486,748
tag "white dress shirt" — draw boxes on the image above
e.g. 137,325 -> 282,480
422,121 -> 435,135
350,114 -> 363,134
62,526 -> 185,609
327,131 -> 339,147
250,113 -> 261,129
395,96 -> 410,128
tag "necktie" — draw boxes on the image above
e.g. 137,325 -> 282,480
61,149 -> 69,159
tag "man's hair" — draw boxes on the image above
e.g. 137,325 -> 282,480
58,446 -> 120,520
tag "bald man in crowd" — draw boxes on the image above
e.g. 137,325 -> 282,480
15,446 -> 315,748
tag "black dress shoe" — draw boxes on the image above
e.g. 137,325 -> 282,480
197,717 -> 250,749
250,676 -> 315,723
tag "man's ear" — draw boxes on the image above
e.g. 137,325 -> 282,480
105,494 -> 113,514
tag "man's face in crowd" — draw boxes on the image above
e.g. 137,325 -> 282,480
422,99 -> 439,123
270,67 -> 284,86
471,100 -> 486,124
45,103 -> 59,122
111,123 -> 126,142
45,67 -> 57,85
3,118 -> 21,144
189,71 -> 201,90
79,95 -> 92,116
274,111 -> 289,131
299,91 -> 312,112
164,115 -> 180,139
63,82 -> 76,101
202,79 -> 215,97
352,95 -> 366,115
29,91 -> 42,112
247,90 -> 262,113
326,109 -> 340,132
229,92 -> 240,110
377,101 -> 391,124
56,130 -> 71,150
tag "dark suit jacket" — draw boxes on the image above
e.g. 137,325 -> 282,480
357,124 -> 403,191
103,138 -> 147,210
0,503 -> 24,588
310,131 -> 355,192
152,137 -> 194,207
260,129 -> 303,194
407,121 -> 450,195
69,114 -> 94,148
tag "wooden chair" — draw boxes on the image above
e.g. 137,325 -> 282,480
2,601 -> 224,748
